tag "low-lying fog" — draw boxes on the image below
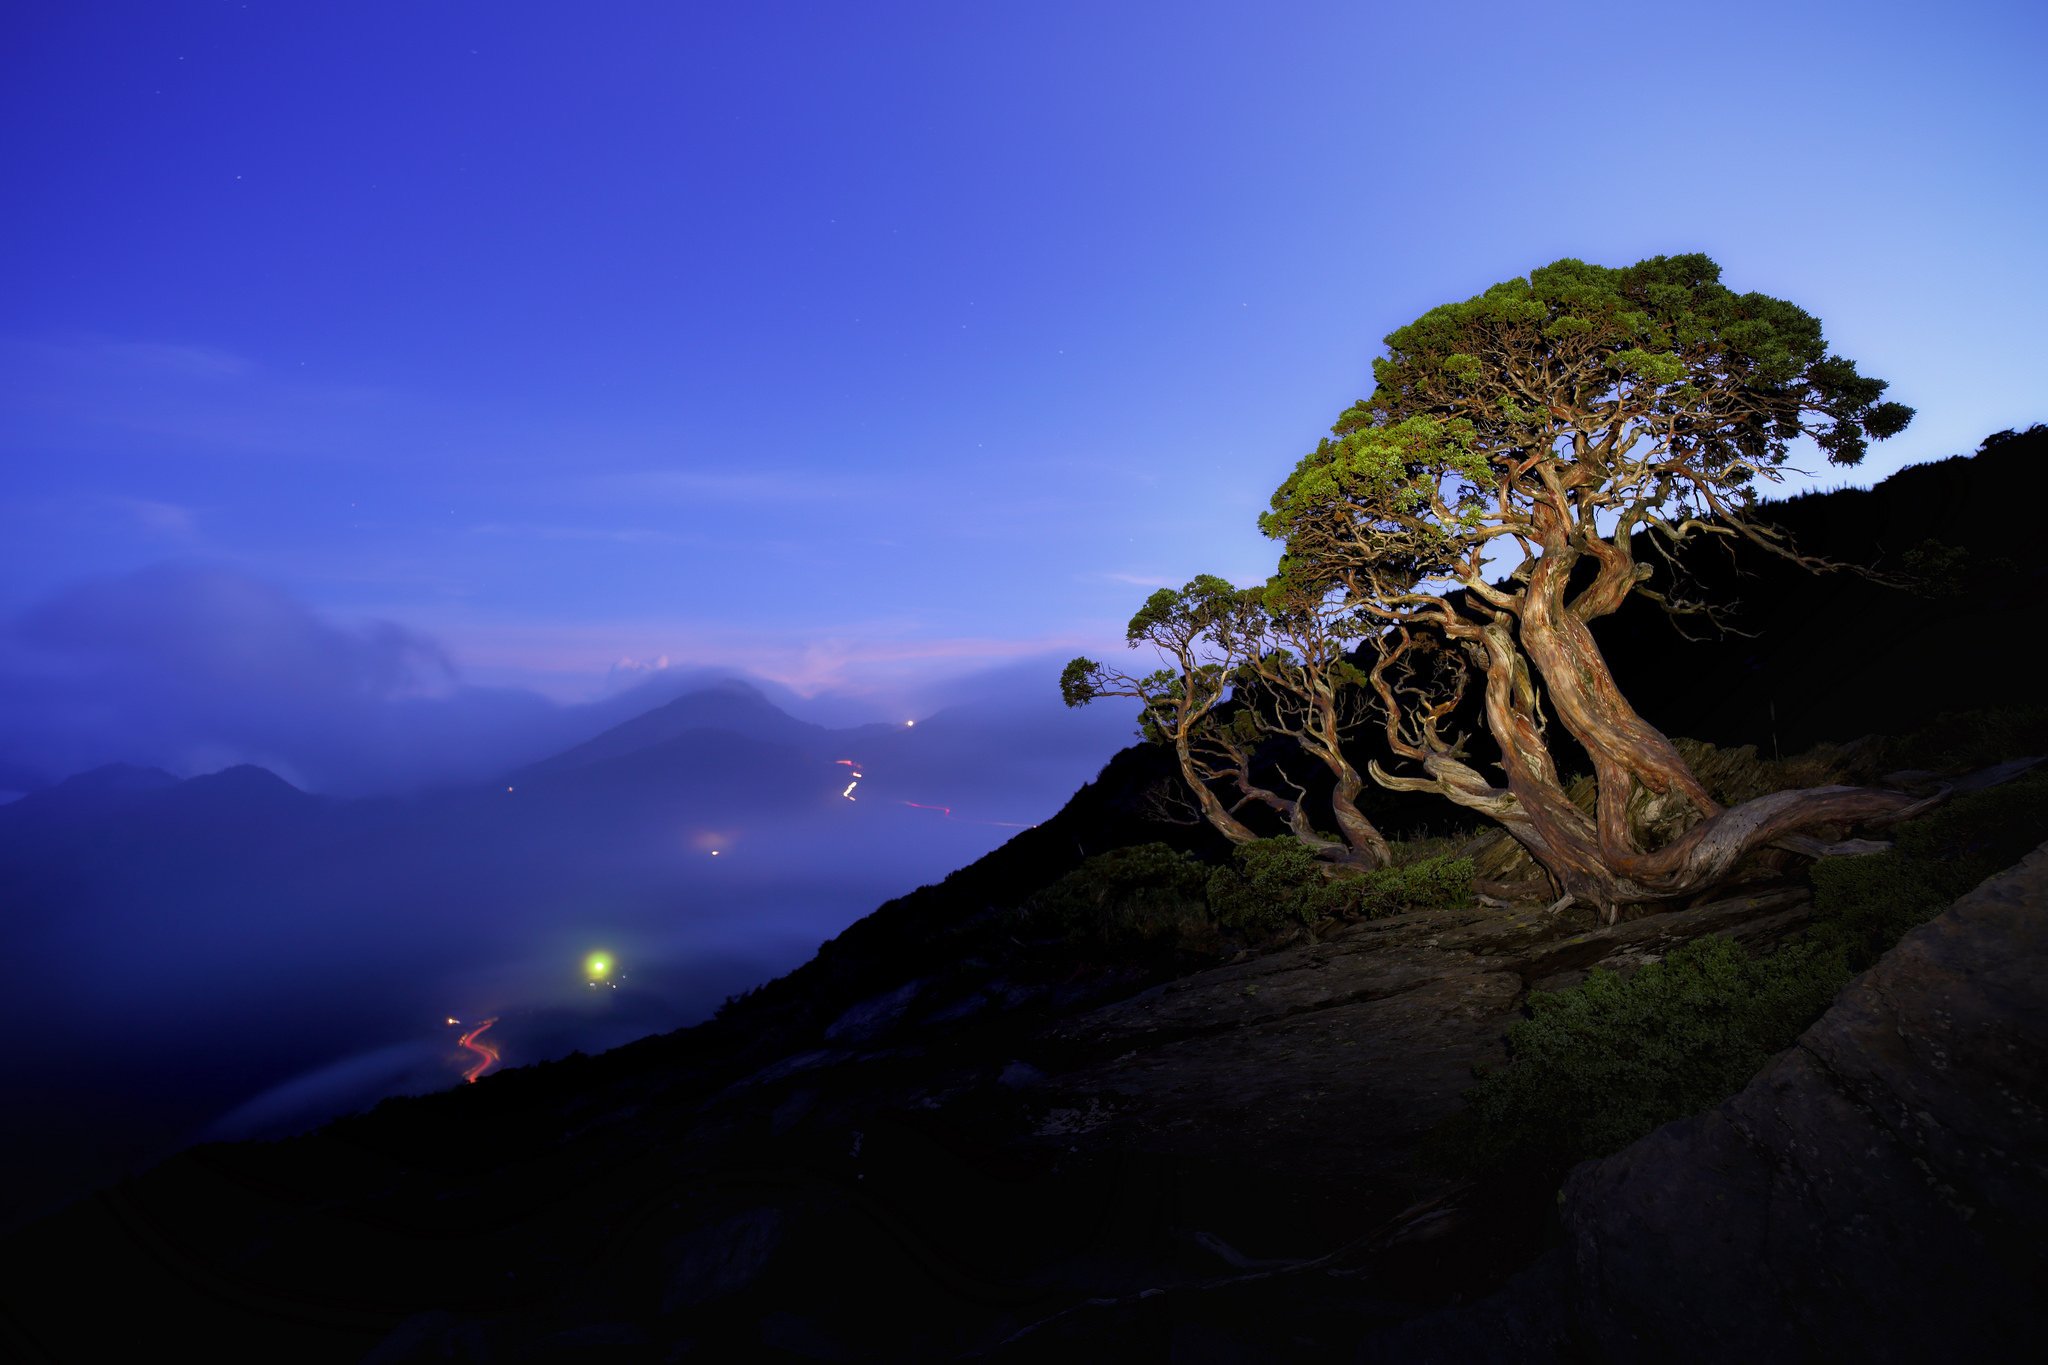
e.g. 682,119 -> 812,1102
0,581 -> 1136,1225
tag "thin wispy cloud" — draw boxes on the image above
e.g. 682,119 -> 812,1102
0,334 -> 396,461
465,522 -> 694,546
0,336 -> 256,383
94,341 -> 255,381
572,468 -> 880,505
120,498 -> 204,541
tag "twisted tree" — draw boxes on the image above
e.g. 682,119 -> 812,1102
1263,254 -> 1925,919
1062,576 -> 1391,863
1223,579 -> 1391,865
1061,576 -> 1268,847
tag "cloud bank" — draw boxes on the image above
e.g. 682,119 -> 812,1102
0,564 -> 784,794
0,562 -> 1134,799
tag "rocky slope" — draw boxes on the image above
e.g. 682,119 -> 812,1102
1375,840 -> 2048,1363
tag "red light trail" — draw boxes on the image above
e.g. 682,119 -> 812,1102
903,800 -> 1031,829
842,760 -> 1032,828
836,758 -> 865,800
457,1017 -> 501,1084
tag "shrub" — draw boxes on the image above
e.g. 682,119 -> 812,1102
1434,935 -> 1846,1179
1809,767 -> 2048,967
1011,838 -> 1498,955
1017,843 -> 1212,946
1205,838 -> 1350,933
1435,768 -> 2048,1184
1355,854 -> 1474,917
1874,705 -> 2048,774
1206,842 -> 1475,935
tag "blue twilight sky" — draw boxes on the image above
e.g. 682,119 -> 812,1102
3,1 -> 2045,783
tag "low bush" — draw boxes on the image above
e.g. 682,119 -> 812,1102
1356,853 -> 1475,917
1870,704 -> 2048,774
1205,838 -> 1351,932
1808,766 -> 2048,964
1435,769 -> 2048,1184
1019,839 -> 1477,950
1016,843 -> 1213,947
1434,934 -> 1845,1178
1207,841 -> 1476,934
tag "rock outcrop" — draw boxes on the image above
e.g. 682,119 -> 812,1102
1380,840 -> 2048,1361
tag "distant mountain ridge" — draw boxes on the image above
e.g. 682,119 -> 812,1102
512,679 -> 900,781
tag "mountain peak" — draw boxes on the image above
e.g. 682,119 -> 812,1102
516,680 -> 828,779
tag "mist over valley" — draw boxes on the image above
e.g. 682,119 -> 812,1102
0,670 -> 1132,1224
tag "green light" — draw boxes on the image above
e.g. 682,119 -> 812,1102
586,953 -> 611,980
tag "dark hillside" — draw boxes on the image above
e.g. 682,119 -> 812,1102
745,426 -> 2048,1033
1592,425 -> 2046,757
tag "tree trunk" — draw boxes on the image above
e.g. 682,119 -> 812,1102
1606,784 -> 1935,897
1462,617 -> 1633,908
1491,524 -> 1932,916
1371,617 -> 1619,908
1517,530 -> 1718,858
1300,685 -> 1391,866
1236,774 -> 1346,856
1250,653 -> 1396,867
1173,744 -> 1258,845
1327,763 -> 1392,866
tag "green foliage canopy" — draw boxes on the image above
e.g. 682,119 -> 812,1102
1263,254 -> 1914,602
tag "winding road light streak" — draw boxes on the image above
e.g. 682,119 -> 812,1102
457,1018 -> 501,1084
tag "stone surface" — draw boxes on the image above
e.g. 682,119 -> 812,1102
662,1207 -> 785,1312
1031,938 -> 1519,1195
1379,840 -> 2048,1362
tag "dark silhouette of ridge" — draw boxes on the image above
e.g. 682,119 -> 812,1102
0,762 -> 178,823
